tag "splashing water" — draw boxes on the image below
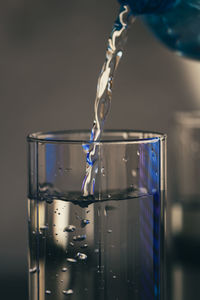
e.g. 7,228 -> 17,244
82,5 -> 134,197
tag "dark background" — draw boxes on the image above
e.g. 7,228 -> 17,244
1,0 -> 200,299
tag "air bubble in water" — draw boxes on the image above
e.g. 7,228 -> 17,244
81,243 -> 88,249
45,290 -> 51,295
101,167 -> 105,176
131,169 -> 137,177
40,225 -> 48,230
73,234 -> 86,242
46,198 -> 53,204
67,258 -> 77,263
113,275 -> 117,279
63,225 -> 76,232
62,267 -> 67,272
29,267 -> 37,274
76,252 -> 87,261
81,219 -> 90,228
63,289 -> 73,295
122,157 -> 128,163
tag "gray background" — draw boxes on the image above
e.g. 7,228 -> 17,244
1,0 -> 200,298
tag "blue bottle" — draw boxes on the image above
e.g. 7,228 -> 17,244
119,0 -> 200,60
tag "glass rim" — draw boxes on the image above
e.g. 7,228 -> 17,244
27,130 -> 166,144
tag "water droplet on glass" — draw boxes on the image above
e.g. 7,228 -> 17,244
137,150 -> 140,156
62,267 -> 67,272
29,267 -> 37,274
32,231 -> 36,235
63,225 -> 76,232
108,194 -> 111,199
94,248 -> 99,253
81,219 -> 90,228
69,242 -> 74,247
63,289 -> 73,295
53,224 -> 56,227
86,210 -> 90,214
113,275 -> 117,279
58,213 -> 61,215
60,279 -> 64,283
107,229 -> 112,233
67,258 -> 77,263
73,234 -> 86,242
56,274 -> 58,277
81,243 -> 88,249
76,252 -> 87,261
55,233 -> 58,236
122,157 -> 128,163
45,290 -> 51,295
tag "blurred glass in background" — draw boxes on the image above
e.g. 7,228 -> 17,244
169,111 -> 200,300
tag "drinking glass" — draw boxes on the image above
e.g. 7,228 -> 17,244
171,111 -> 200,245
27,130 -> 167,300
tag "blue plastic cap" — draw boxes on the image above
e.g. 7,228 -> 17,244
118,0 -> 177,14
